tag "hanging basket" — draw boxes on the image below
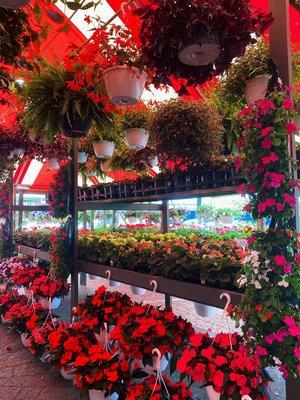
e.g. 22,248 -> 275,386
38,297 -> 61,310
0,0 -> 29,8
89,390 -> 119,400
78,152 -> 88,164
206,386 -> 220,400
93,140 -> 115,159
60,113 -> 92,138
61,367 -> 74,381
244,74 -> 271,105
103,66 -> 147,106
130,286 -> 146,296
20,332 -> 31,348
47,157 -> 60,170
124,128 -> 149,150
193,302 -> 216,318
143,354 -> 169,375
178,36 -> 220,66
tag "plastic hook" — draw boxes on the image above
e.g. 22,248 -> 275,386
220,292 -> 231,312
105,269 -> 111,286
150,280 -> 158,292
241,396 -> 253,400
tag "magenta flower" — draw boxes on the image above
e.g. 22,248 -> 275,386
258,99 -> 276,115
261,126 -> 272,138
283,316 -> 296,327
235,156 -> 242,171
239,106 -> 252,117
282,98 -> 294,110
274,255 -> 286,266
289,325 -> 300,338
283,193 -> 296,207
265,334 -> 274,345
274,329 -> 288,343
262,172 -> 285,189
294,347 -> 300,359
276,203 -> 285,212
254,121 -> 262,128
256,345 -> 268,356
294,253 -> 300,263
261,152 -> 279,165
262,137 -> 273,150
285,122 -> 299,134
283,263 -> 292,274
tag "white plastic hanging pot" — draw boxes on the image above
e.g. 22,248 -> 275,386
206,386 -> 220,400
130,286 -> 146,296
0,0 -> 29,8
110,280 -> 121,288
18,286 -> 30,298
60,367 -> 74,381
103,66 -> 147,106
47,157 -> 60,170
88,274 -> 97,281
245,74 -> 271,105
1,314 -> 8,323
20,332 -> 31,348
124,128 -> 149,150
38,297 -> 61,310
149,156 -> 159,167
89,390 -> 119,400
78,151 -> 88,164
93,141 -> 115,159
193,302 -> 217,318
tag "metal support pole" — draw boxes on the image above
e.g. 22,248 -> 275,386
17,192 -> 23,232
80,176 -> 87,287
162,200 -> 172,308
70,139 -> 79,310
90,210 -> 95,230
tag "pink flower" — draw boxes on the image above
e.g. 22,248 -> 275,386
237,139 -> 245,149
285,122 -> 299,134
239,107 -> 252,117
283,316 -> 296,327
283,193 -> 296,207
243,203 -> 252,212
258,99 -> 275,115
279,364 -> 289,379
283,263 -> 292,274
254,121 -> 262,129
235,156 -> 242,171
243,120 -> 252,128
247,234 -> 256,246
265,334 -> 274,345
275,203 -> 285,212
261,152 -> 279,165
294,253 -> 300,263
237,183 -> 246,195
274,255 -> 286,266
257,201 -> 267,213
282,98 -> 294,110
289,325 -> 300,338
288,180 -> 300,189
294,347 -> 300,359
261,127 -> 272,138
262,137 -> 273,150
256,345 -> 268,356
274,330 -> 288,343
262,172 -> 285,189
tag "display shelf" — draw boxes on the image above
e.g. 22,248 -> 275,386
77,260 -> 242,308
14,244 -> 50,262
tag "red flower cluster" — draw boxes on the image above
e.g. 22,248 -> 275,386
72,285 -> 133,332
110,304 -> 194,360
30,275 -> 70,300
11,267 -> 45,289
177,332 -> 268,399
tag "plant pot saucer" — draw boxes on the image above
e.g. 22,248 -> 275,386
178,40 -> 220,66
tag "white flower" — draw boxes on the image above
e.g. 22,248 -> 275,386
278,278 -> 289,288
273,357 -> 282,365
253,268 -> 259,274
254,280 -> 262,289
237,275 -> 247,287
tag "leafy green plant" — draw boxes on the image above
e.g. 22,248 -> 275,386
121,108 -> 150,130
0,8 -> 39,67
110,145 -> 156,173
222,39 -> 270,104
20,62 -> 112,140
148,99 -> 223,169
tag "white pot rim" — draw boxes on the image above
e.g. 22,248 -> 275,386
103,65 -> 147,80
246,73 -> 271,83
93,140 -> 115,145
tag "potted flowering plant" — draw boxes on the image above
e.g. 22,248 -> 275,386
134,0 -> 272,92
89,121 -> 121,159
0,254 -> 34,283
125,374 -> 192,400
20,61 -> 113,139
148,99 -> 224,171
121,106 -> 150,150
177,332 -> 269,400
0,289 -> 27,322
30,274 -> 70,309
83,20 -> 147,105
110,145 -> 157,173
110,304 -> 194,370
28,321 -> 58,363
73,344 -> 133,400
10,266 -> 46,290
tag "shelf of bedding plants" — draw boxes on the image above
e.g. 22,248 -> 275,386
12,244 -> 242,309
78,166 -> 245,205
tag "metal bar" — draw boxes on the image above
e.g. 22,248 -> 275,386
70,139 -> 79,309
90,210 -> 95,231
12,205 -> 50,212
78,186 -> 238,206
78,202 -> 164,211
14,244 -> 50,261
161,200 -> 172,308
77,260 -> 242,308
17,192 -> 24,232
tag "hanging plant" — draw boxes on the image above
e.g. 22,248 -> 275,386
148,99 -> 223,171
48,162 -> 71,220
0,7 -> 39,67
110,145 -> 157,173
20,61 -> 114,140
134,0 -> 273,92
121,106 -> 151,150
